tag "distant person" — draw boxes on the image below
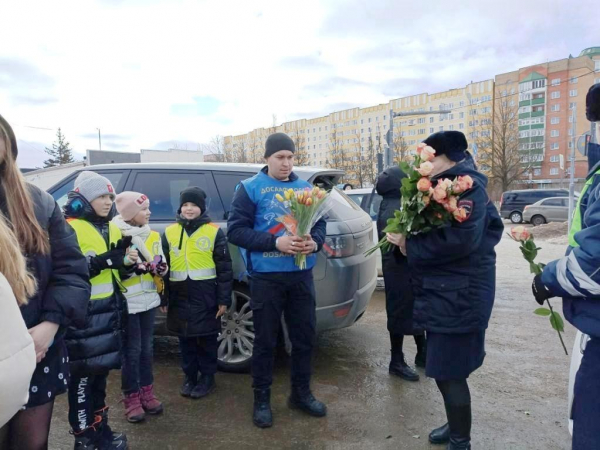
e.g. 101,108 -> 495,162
227,132 -> 327,428
376,166 -> 426,382
386,131 -> 503,449
113,192 -> 168,423
64,171 -> 139,449
162,187 -> 232,400
531,83 -> 600,450
0,215 -> 37,430
0,115 -> 90,450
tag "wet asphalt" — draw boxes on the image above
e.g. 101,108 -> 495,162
48,236 -> 574,449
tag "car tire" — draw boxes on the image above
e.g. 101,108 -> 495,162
510,211 -> 523,223
531,215 -> 546,227
217,284 -> 254,373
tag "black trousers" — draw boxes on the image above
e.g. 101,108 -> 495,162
250,271 -> 316,390
68,372 -> 109,432
179,334 -> 219,380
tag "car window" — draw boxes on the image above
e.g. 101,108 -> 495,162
367,194 -> 383,219
130,171 -> 223,221
346,193 -> 365,206
327,188 -> 364,221
542,198 -> 563,206
561,198 -> 569,207
213,172 -> 255,213
51,170 -> 127,208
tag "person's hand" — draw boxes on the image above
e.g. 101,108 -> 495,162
113,236 -> 133,250
532,274 -> 553,305
216,305 -> 228,319
387,233 -> 406,255
298,235 -> 317,255
28,321 -> 59,363
157,262 -> 168,277
276,235 -> 304,255
92,248 -> 127,270
124,247 -> 139,266
160,306 -> 168,314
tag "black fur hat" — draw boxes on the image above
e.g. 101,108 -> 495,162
586,83 -> 600,122
423,131 -> 468,162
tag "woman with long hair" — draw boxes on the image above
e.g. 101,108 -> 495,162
0,114 -> 90,450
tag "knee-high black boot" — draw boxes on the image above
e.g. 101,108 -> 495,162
389,334 -> 419,381
414,334 -> 427,368
445,403 -> 471,449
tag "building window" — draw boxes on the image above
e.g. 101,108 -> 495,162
551,78 -> 561,86
596,61 -> 600,71
551,91 -> 560,99
429,117 -> 434,123
551,142 -> 559,150
551,130 -> 559,137
570,76 -> 578,84
459,101 -> 465,107
550,155 -> 559,162
569,90 -> 578,97
459,112 -> 464,119
532,80 -> 546,89
459,123 -> 465,129
534,168 -> 542,176
383,115 -> 386,120
449,125 -> 454,130
550,168 -> 559,175
569,129 -> 573,136
439,126 -> 444,132
429,127 -> 434,133
569,102 -> 576,109
551,117 -> 560,124
551,104 -> 560,112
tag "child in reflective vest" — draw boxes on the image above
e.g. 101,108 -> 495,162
63,171 -> 139,450
113,191 -> 168,423
161,187 -> 232,399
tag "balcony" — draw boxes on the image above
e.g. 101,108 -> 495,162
532,97 -> 546,105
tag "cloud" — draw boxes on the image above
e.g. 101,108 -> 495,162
0,57 -> 54,88
80,132 -> 130,141
303,76 -> 369,97
279,54 -> 331,70
9,95 -> 58,106
170,96 -> 222,117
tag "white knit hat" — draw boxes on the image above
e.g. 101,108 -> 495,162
74,171 -> 115,202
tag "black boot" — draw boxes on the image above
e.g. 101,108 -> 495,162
180,375 -> 197,397
389,335 -> 419,381
414,334 -> 427,368
72,426 -> 100,450
446,404 -> 471,450
253,388 -> 273,428
288,387 -> 327,417
429,423 -> 450,445
95,408 -> 128,450
190,374 -> 216,399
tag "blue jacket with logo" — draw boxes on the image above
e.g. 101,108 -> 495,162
227,167 -> 327,274
406,156 -> 504,333
542,142 -> 600,338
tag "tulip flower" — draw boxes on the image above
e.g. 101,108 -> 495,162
275,194 -> 285,202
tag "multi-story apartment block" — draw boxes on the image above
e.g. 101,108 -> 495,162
224,46 -> 599,189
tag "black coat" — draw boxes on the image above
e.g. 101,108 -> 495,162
162,212 -> 233,337
63,192 -> 129,375
406,156 -> 503,334
376,166 -> 421,336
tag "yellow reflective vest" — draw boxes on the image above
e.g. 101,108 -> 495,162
121,231 -> 162,299
165,223 -> 219,282
67,219 -> 122,300
569,166 -> 600,247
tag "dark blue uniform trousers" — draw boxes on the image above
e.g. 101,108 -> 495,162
178,334 -> 219,380
250,271 -> 316,390
572,336 -> 600,450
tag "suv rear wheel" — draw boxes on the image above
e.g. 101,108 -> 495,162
510,211 -> 523,224
531,215 -> 546,226
217,285 -> 254,373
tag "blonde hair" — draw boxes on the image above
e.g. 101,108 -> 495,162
0,121 -> 50,255
0,213 -> 37,305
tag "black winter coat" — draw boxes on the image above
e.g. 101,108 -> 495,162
64,192 -> 129,375
162,212 -> 233,337
406,156 -> 503,334
376,166 -> 421,335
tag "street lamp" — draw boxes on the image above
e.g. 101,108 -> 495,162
96,128 -> 102,151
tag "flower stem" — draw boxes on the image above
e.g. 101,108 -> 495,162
546,299 -> 569,356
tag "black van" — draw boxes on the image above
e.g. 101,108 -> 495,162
499,189 -> 570,223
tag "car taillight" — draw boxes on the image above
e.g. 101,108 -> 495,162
524,205 -> 529,211
499,196 -> 503,208
323,235 -> 355,258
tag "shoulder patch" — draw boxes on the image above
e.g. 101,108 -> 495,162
458,199 -> 473,221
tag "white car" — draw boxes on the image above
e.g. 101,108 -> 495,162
568,331 -> 590,435
345,188 -> 383,277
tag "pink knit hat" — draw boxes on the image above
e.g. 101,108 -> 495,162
115,191 -> 150,221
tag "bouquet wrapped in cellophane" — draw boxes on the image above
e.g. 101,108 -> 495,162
272,187 -> 333,269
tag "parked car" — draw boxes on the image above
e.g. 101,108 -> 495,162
345,188 -> 383,276
523,197 -> 572,226
499,189 -> 570,223
568,331 -> 590,435
47,163 -> 378,373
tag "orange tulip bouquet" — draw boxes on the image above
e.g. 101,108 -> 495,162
273,187 -> 333,269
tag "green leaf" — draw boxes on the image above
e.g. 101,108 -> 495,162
529,262 -> 542,275
399,161 -> 411,173
549,312 -> 565,332
534,308 -> 551,316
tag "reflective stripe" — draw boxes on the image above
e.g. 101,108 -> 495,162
566,252 -> 600,296
169,268 -> 216,282
91,283 -> 114,299
170,270 -> 187,281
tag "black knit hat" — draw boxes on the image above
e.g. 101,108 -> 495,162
0,114 -> 18,159
423,131 -> 468,162
586,83 -> 600,122
179,186 -> 206,211
264,132 -> 295,158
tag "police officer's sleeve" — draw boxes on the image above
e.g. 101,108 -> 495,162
310,217 -> 327,252
542,182 -> 600,298
160,232 -> 170,306
214,229 -> 233,307
406,185 -> 486,266
227,183 -> 278,251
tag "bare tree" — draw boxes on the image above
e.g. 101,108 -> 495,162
248,132 -> 263,164
475,92 -> 531,197
206,135 -> 233,162
232,140 -> 250,163
290,126 -> 310,166
392,123 -> 411,164
328,128 -> 349,174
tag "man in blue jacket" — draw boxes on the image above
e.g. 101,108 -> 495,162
227,132 -> 327,428
533,83 -> 600,450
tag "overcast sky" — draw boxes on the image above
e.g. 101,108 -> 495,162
1,0 -> 597,168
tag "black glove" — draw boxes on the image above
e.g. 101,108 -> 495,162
90,248 -> 127,271
112,236 -> 133,250
532,274 -> 553,305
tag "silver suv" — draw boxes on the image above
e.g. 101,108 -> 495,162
47,163 -> 378,372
